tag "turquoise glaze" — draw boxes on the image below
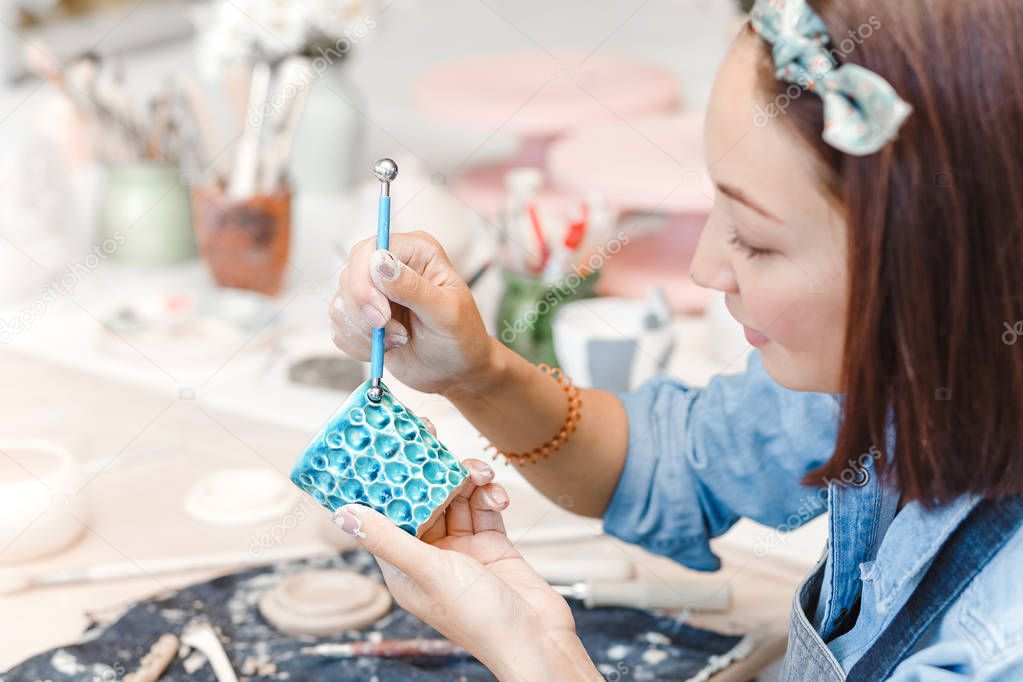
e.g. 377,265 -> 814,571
291,380 -> 469,536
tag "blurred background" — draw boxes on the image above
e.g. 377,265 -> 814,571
0,1 -> 823,678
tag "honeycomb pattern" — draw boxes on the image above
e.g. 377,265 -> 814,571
290,380 -> 469,536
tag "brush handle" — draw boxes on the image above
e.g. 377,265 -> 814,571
369,194 -> 392,382
28,545 -> 327,588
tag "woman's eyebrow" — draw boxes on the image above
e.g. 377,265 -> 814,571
715,182 -> 782,223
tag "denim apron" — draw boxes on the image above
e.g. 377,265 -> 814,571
778,496 -> 1023,681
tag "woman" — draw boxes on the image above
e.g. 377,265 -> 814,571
327,0 -> 1023,678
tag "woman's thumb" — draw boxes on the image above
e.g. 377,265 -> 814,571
368,250 -> 448,327
333,503 -> 434,583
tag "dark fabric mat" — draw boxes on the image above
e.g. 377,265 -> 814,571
2,550 -> 746,681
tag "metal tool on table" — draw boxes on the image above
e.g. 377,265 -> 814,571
553,578 -> 732,613
367,158 -> 398,403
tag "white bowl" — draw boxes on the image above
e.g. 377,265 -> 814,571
0,439 -> 90,564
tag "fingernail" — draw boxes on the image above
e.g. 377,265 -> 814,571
333,506 -> 366,539
374,251 -> 399,281
384,333 -> 408,349
482,488 -> 507,509
470,460 -> 494,477
361,304 -> 387,329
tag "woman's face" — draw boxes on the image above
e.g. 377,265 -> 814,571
691,33 -> 849,393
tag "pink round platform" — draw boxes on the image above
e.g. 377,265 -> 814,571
415,52 -> 680,138
448,160 -> 579,221
547,112 -> 715,215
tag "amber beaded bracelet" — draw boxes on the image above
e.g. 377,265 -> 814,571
485,363 -> 582,466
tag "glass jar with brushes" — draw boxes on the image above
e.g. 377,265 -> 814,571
496,266 -> 599,367
494,168 -> 603,366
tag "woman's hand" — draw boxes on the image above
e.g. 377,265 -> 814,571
332,455 -> 599,681
329,232 -> 499,397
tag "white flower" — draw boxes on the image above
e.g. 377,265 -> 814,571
194,0 -> 378,73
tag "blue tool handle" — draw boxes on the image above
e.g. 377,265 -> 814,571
369,194 -> 391,382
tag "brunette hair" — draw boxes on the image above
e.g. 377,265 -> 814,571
751,0 -> 1023,505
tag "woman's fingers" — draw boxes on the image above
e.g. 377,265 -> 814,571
470,483 -> 509,534
330,263 -> 409,359
346,237 -> 394,328
333,503 -> 435,585
445,459 -> 496,537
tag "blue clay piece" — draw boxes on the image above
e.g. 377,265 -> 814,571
367,482 -> 393,506
385,461 -> 410,484
376,434 -> 402,459
404,442 -> 428,464
395,417 -> 419,441
386,498 -> 413,524
291,379 -> 469,537
364,403 -> 391,429
422,460 -> 446,484
406,478 -> 428,503
344,425 -> 371,450
354,455 -> 381,481
429,485 -> 448,505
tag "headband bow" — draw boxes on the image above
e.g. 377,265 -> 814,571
750,0 -> 912,156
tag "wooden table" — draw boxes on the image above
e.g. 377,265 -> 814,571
0,352 -> 803,678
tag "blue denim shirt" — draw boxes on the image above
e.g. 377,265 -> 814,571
603,352 -> 1023,679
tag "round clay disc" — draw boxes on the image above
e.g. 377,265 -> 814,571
183,468 -> 294,527
258,570 -> 392,636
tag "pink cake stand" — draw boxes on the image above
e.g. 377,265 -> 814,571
547,113 -> 715,314
416,52 -> 681,218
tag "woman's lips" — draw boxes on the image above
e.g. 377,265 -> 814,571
743,325 -> 770,347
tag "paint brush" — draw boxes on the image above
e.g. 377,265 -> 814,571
301,639 -> 471,659
367,158 -> 398,403
228,60 -> 271,198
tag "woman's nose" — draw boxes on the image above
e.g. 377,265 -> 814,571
690,217 -> 738,293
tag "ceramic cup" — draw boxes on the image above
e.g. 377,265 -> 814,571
0,439 -> 90,564
98,162 -> 195,265
552,296 -> 675,393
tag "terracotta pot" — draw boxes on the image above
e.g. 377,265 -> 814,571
192,186 -> 291,295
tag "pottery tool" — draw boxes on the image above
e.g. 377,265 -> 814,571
526,555 -> 634,584
228,60 -> 271,198
301,639 -> 471,659
170,72 -> 221,171
553,578 -> 731,613
123,634 -> 179,682
259,56 -> 312,194
180,622 -> 238,682
292,163 -> 472,536
0,545 -> 330,597
367,158 -> 398,403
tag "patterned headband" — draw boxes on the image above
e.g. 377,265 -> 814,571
749,0 -> 912,156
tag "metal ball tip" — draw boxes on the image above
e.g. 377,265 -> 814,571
373,158 -> 398,184
366,385 -> 383,402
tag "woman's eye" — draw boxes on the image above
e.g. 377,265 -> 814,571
728,228 -> 771,259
